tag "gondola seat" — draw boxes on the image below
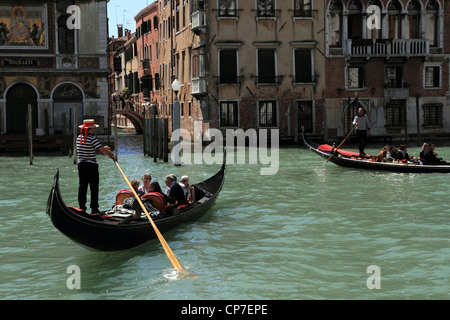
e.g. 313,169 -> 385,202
115,190 -> 134,205
141,192 -> 166,215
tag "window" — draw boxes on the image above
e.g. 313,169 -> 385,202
406,0 -> 421,39
257,0 -> 275,17
220,101 -> 239,127
426,0 -> 439,46
387,0 -> 402,39
257,49 -> 276,84
58,15 -> 75,54
385,100 -> 405,127
423,104 -> 443,127
347,0 -> 363,39
176,1 -> 180,32
328,0 -> 342,47
188,101 -> 192,117
424,66 -> 440,88
219,49 -> 238,84
259,101 -> 277,127
385,66 -> 404,88
294,49 -> 313,83
219,0 -> 238,17
294,0 -> 312,18
192,47 -> 206,79
297,101 -> 313,133
347,66 -> 364,89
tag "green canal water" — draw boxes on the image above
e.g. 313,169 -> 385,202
0,134 -> 449,300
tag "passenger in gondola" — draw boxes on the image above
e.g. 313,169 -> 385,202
147,180 -> 177,215
386,145 -> 400,161
419,143 -> 429,163
138,173 -> 152,195
164,174 -> 186,207
397,145 -> 410,162
423,142 -> 448,165
130,179 -> 144,196
376,146 -> 387,162
179,175 -> 195,203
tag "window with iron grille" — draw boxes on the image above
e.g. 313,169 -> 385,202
257,0 -> 275,17
220,101 -> 239,127
423,103 -> 443,127
219,0 -> 238,17
385,100 -> 405,127
294,0 -> 312,17
259,101 -> 277,127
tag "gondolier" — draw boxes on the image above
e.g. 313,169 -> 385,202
77,119 -> 115,214
353,108 -> 370,155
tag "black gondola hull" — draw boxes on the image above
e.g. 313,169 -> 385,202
46,162 -> 225,251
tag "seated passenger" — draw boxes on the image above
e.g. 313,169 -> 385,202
397,145 -> 410,161
423,143 -> 448,165
180,175 -> 195,203
376,147 -> 387,162
164,174 -> 186,206
130,179 -> 144,196
419,143 -> 429,163
138,173 -> 152,195
386,145 -> 400,161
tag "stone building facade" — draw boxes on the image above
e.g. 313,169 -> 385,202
0,0 -> 110,137
323,0 -> 450,142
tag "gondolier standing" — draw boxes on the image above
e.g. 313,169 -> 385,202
77,119 -> 115,214
353,108 -> 370,155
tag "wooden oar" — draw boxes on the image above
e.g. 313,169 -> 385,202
114,160 -> 187,274
323,125 -> 356,167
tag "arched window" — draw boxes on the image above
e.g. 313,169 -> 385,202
53,83 -> 83,133
328,0 -> 343,47
387,0 -> 402,39
425,0 -> 439,46
58,15 -> 75,54
348,0 -> 363,39
407,0 -> 421,39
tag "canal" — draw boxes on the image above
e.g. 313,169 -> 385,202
0,133 -> 449,299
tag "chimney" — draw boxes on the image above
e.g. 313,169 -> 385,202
117,24 -> 123,37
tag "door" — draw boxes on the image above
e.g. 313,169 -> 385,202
6,84 -> 38,134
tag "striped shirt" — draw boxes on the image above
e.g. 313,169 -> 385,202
77,133 -> 102,163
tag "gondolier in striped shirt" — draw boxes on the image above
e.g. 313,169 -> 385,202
77,119 -> 115,214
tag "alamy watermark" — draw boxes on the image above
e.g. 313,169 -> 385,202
66,265 -> 81,290
366,265 -> 381,290
366,5 -> 381,30
171,121 -> 279,176
66,5 -> 81,30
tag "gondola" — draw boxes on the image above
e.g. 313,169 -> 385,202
302,127 -> 450,173
46,158 -> 226,251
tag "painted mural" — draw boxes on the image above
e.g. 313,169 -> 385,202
0,5 -> 47,48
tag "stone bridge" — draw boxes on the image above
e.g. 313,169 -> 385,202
115,109 -> 144,133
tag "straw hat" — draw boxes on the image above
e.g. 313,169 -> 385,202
78,119 -> 99,129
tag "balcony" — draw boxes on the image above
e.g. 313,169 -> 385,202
191,11 -> 206,34
191,77 -> 207,96
344,39 -> 429,57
